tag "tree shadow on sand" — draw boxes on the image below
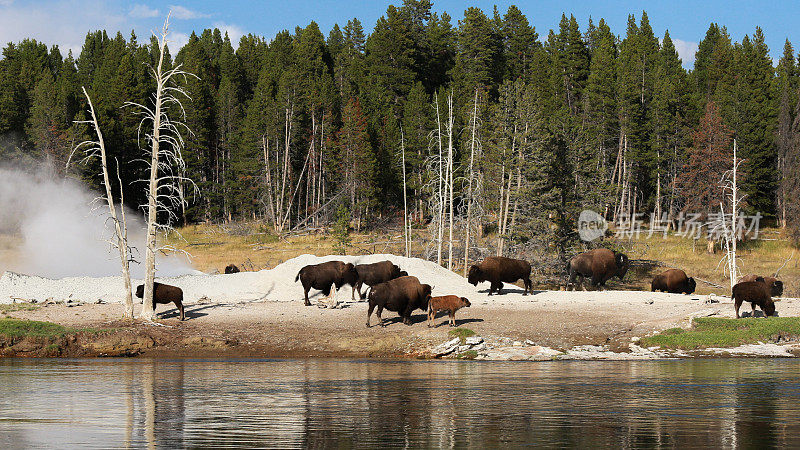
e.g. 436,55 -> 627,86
157,303 -> 226,320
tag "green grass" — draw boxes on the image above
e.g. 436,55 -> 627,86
0,304 -> 39,314
0,318 -> 105,339
448,327 -> 476,344
639,317 -> 800,349
456,350 -> 478,360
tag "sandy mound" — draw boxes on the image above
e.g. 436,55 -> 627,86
0,254 -> 489,305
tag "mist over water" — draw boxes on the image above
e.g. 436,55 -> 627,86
0,167 -> 195,278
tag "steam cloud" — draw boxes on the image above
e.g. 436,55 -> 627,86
0,167 -> 196,279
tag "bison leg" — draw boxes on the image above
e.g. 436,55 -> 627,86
175,299 -> 184,321
403,305 -> 415,325
524,277 -> 532,295
449,311 -> 455,327
734,298 -> 741,318
304,286 -> 311,306
376,306 -> 385,327
751,302 -> 758,318
366,302 -> 375,327
427,308 -> 434,327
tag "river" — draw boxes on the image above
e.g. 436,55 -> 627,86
0,358 -> 799,448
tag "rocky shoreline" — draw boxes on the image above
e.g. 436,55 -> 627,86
2,301 -> 799,360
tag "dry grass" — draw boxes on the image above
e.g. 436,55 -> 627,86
165,223 -> 408,274
165,222 -> 799,297
616,228 -> 799,296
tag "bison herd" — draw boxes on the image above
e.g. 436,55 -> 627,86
133,248 -> 787,323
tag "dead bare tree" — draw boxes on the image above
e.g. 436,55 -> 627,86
69,87 -> 134,318
400,126 -> 410,257
127,12 -> 197,320
446,93 -> 455,270
718,139 -> 744,289
463,88 -> 480,275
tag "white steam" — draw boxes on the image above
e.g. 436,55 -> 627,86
0,167 -> 196,279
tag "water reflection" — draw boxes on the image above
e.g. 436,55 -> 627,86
0,359 -> 800,447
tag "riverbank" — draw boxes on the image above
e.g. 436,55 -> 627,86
3,290 -> 800,359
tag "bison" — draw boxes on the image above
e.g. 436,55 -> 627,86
566,248 -> 629,290
427,295 -> 471,327
651,269 -> 696,294
135,282 -> 185,321
366,276 -> 432,327
467,256 -> 532,295
224,264 -> 240,274
732,277 -> 776,318
352,261 -> 408,300
738,274 -> 784,297
295,261 -> 359,306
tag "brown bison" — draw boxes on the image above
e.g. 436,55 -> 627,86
296,261 -> 359,306
224,264 -> 240,274
651,269 -> 696,294
367,276 -> 432,327
352,260 -> 408,300
732,277 -> 776,318
738,274 -> 784,297
135,282 -> 185,321
427,295 -> 471,327
566,248 -> 629,290
468,256 -> 532,295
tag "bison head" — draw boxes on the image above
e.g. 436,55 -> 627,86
421,284 -> 433,308
764,300 -> 777,317
342,263 -> 359,285
686,277 -> 697,295
467,265 -> 482,285
135,284 -> 144,298
770,279 -> 784,297
398,270 -> 409,277
460,297 -> 471,308
615,252 -> 630,280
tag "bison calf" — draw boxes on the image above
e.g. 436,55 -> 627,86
732,277 -> 776,318
224,264 -> 240,274
135,282 -> 185,321
427,295 -> 471,327
651,269 -> 696,294
468,256 -> 532,295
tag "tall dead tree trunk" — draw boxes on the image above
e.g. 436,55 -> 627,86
464,89 -> 479,275
446,93 -> 455,271
73,87 -> 134,318
401,126 -> 410,258
130,12 -> 196,320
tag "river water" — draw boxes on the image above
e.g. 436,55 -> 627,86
1,358 -> 799,448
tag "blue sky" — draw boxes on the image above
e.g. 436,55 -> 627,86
1,0 -> 799,68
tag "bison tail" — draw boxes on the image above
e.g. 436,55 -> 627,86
295,272 -> 300,282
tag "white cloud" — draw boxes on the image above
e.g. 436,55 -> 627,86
213,22 -> 245,49
168,5 -> 209,20
672,38 -> 699,65
0,1 -> 126,57
168,32 -> 190,51
129,4 -> 159,18
0,0 -> 14,7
